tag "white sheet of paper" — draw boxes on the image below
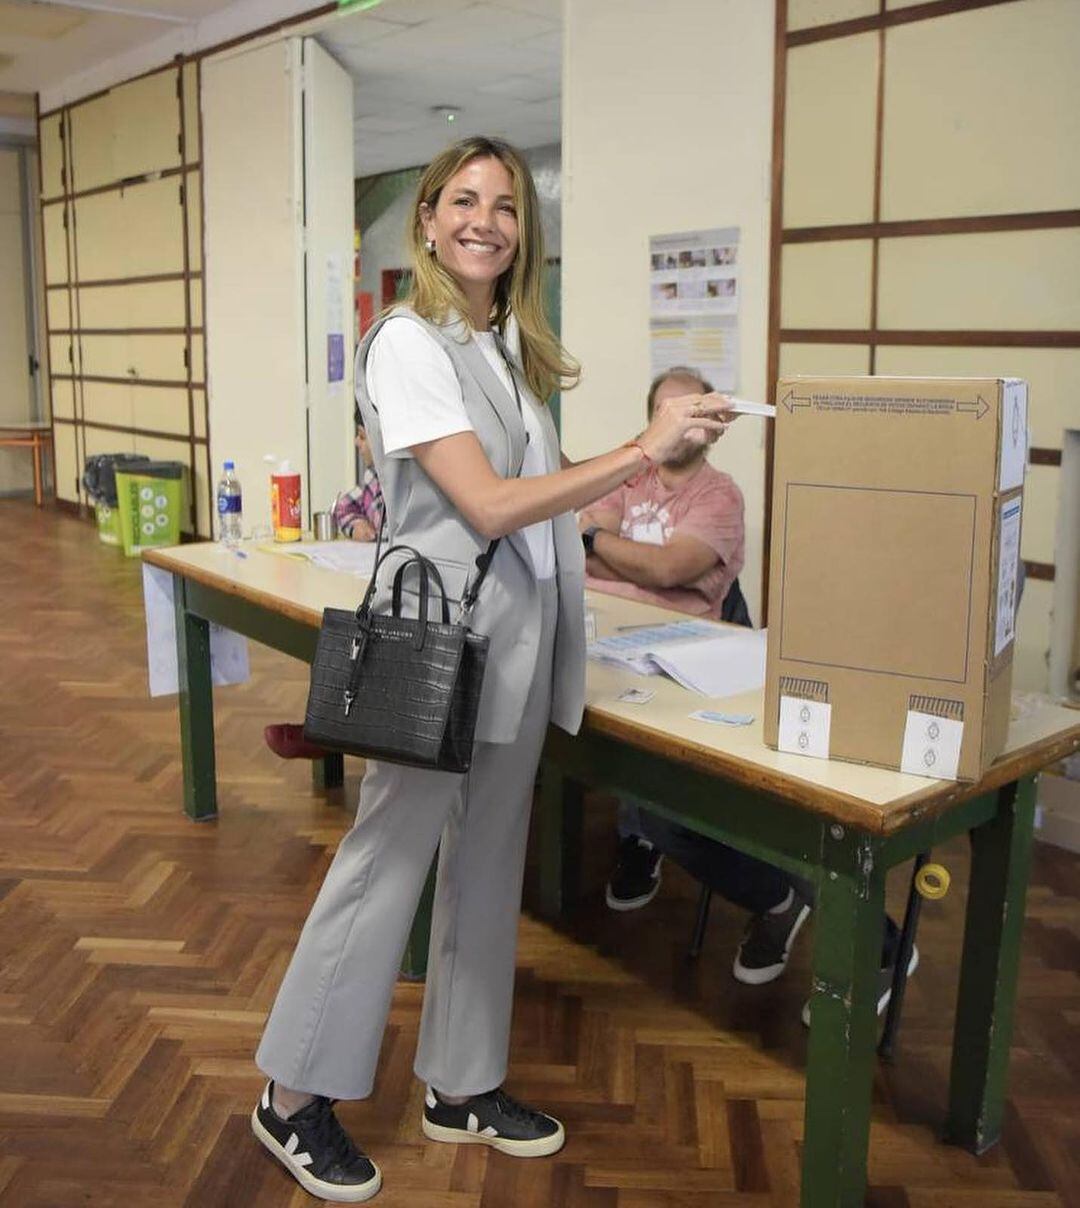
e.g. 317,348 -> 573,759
998,379 -> 1028,492
142,564 -> 251,697
647,628 -> 767,698
257,539 -> 378,577
726,397 -> 776,418
588,620 -> 716,676
900,710 -> 963,780
778,696 -> 832,760
994,498 -> 1022,656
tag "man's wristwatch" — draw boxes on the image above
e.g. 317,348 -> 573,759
582,525 -> 600,556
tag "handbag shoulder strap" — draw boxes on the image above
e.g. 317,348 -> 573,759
459,338 -> 530,616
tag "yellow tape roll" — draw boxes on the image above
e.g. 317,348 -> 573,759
915,862 -> 951,900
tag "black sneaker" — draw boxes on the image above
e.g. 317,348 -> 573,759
605,835 -> 663,911
251,1081 -> 382,1203
801,945 -> 920,1027
421,1086 -> 565,1157
733,887 -> 812,985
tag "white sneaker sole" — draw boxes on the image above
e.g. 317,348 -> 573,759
421,1114 -> 566,1157
732,903 -> 812,985
605,882 -> 661,911
800,945 -> 920,1028
251,1109 -> 382,1203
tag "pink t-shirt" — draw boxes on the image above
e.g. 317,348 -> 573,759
586,461 -> 745,618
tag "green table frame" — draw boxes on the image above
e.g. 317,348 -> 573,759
170,572 -> 435,978
170,568 -> 1048,1207
537,728 -> 1036,1206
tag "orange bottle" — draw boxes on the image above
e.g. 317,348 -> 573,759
270,459 -> 302,542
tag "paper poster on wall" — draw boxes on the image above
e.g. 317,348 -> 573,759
994,497 -> 1022,656
326,252 -> 346,388
649,226 -> 740,390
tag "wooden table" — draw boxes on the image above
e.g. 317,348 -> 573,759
0,422 -> 53,507
143,541 -> 1080,1208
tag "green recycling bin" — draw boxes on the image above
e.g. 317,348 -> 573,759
83,453 -> 152,545
115,461 -> 186,557
94,501 -> 122,545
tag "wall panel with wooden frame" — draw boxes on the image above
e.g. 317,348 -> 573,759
37,62 -> 209,534
768,0 -> 1080,695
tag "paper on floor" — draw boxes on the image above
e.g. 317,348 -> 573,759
142,564 -> 250,697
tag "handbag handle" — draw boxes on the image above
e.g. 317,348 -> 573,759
391,556 -> 451,632
343,544 -> 449,714
356,542 -> 448,647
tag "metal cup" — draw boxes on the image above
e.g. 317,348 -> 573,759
313,511 -> 337,541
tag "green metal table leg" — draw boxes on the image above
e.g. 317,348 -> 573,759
801,826 -> 886,1207
312,753 -> 344,791
173,575 -> 217,821
945,776 -> 1037,1152
400,856 -> 436,981
537,758 -> 584,919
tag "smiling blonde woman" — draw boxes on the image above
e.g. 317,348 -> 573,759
251,135 -> 732,1203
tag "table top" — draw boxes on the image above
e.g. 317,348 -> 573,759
145,540 -> 1080,834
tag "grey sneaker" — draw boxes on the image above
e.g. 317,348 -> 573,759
733,888 -> 812,985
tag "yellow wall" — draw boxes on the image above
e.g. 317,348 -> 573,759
38,63 -> 210,535
562,0 -> 776,624
779,0 -> 1080,693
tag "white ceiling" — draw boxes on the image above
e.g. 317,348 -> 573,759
0,0 -> 238,95
0,0 -> 562,177
320,0 -> 562,177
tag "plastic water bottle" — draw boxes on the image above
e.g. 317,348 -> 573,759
217,460 -> 243,548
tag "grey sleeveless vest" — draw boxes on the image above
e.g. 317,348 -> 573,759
354,306 -> 585,745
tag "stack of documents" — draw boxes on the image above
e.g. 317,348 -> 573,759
588,621 -> 767,698
257,540 -> 378,576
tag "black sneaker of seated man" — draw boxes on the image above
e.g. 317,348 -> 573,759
606,834 -> 663,911
800,944 -> 920,1027
422,1086 -> 565,1157
251,1081 -> 382,1203
732,885 -> 812,985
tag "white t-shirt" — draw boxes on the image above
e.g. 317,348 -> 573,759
366,318 -> 556,580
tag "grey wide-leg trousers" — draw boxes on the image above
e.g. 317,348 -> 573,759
255,580 -> 557,1102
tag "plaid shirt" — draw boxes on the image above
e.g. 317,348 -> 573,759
332,467 -> 384,538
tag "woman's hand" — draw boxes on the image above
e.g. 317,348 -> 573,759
350,519 -> 376,542
636,392 -> 733,462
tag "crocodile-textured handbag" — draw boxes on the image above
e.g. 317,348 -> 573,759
302,537 -> 500,773
306,332 -> 526,772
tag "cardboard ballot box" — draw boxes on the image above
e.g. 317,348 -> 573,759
764,376 -> 1028,782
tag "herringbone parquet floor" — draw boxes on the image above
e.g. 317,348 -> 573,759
0,500 -> 1077,1207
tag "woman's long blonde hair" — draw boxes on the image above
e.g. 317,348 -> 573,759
404,136 -> 580,403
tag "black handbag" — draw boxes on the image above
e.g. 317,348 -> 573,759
302,536 -> 502,773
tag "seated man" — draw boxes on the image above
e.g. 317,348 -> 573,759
581,367 -> 914,1018
579,365 -> 744,621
